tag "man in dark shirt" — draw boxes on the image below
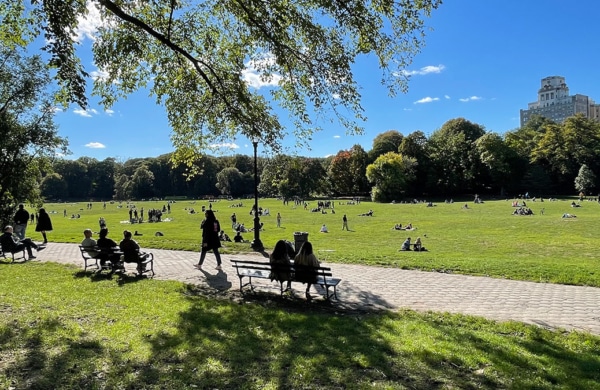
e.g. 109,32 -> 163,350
1,225 -> 42,259
119,230 -> 150,273
13,204 -> 30,240
96,228 -> 120,267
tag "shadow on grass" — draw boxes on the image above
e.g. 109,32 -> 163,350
2,265 -> 599,389
198,268 -> 233,291
72,269 -> 147,285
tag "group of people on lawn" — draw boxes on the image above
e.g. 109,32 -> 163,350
80,206 -> 424,292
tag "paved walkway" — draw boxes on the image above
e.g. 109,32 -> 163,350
25,242 -> 600,335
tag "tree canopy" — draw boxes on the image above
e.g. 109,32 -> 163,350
1,0 -> 441,165
0,46 -> 67,222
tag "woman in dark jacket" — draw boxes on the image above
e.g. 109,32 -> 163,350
35,208 -> 53,244
269,239 -> 292,291
195,210 -> 223,270
293,241 -> 320,301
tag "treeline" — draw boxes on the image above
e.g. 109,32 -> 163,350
41,114 -> 600,202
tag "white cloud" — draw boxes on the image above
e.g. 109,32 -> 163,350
90,69 -> 110,81
105,109 -> 114,116
414,97 -> 439,104
243,70 -> 282,89
459,96 -> 483,102
399,64 -> 445,77
403,108 -> 412,111
73,108 -> 99,117
333,135 -> 341,139
210,142 -> 240,150
74,1 -> 103,42
73,109 -> 92,117
85,142 -> 106,149
445,95 -> 451,99
243,54 -> 283,89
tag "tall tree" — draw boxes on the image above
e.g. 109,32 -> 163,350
89,157 -> 117,200
398,130 -> 430,195
3,0 -> 441,165
53,159 -> 90,199
0,47 -> 67,223
574,164 -> 596,195
369,130 -> 404,162
328,145 -> 369,196
366,152 -> 417,202
39,173 -> 68,201
130,165 -> 155,199
475,133 -> 523,196
216,167 -> 244,197
427,118 -> 486,194
327,150 -> 355,196
113,173 -> 132,200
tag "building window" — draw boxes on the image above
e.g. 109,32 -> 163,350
551,92 -> 554,99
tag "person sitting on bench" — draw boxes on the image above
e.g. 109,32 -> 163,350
293,241 -> 321,301
81,228 -> 100,258
269,240 -> 292,291
119,230 -> 150,273
96,228 -> 121,267
1,225 -> 43,260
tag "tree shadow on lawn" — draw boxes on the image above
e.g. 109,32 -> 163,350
144,292 -> 600,389
3,288 -> 599,389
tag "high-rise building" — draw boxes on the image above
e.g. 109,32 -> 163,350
520,76 -> 599,127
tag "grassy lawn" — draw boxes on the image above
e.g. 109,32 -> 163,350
31,197 -> 600,287
1,263 -> 599,389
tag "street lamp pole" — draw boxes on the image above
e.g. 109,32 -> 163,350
250,140 -> 264,251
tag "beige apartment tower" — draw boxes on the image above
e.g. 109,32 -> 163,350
520,76 -> 599,127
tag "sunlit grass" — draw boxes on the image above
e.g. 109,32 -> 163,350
0,263 -> 599,389
36,197 -> 600,286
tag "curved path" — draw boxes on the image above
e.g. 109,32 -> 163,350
27,242 -> 600,335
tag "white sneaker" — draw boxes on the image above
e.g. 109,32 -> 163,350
215,265 -> 222,270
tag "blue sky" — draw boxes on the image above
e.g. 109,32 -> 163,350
52,0 -> 600,161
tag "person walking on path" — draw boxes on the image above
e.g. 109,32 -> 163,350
342,214 -> 349,231
195,209 -> 223,271
35,208 -> 53,244
13,204 -> 30,240
276,212 -> 282,228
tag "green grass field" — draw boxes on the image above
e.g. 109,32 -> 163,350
1,263 -> 599,389
32,197 -> 600,287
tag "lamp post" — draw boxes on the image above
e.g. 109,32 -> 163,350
250,140 -> 264,251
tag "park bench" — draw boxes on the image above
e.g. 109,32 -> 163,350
79,245 -> 102,270
78,245 -> 155,277
0,243 -> 27,262
230,259 -> 341,300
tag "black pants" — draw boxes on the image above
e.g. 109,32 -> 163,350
15,238 -> 37,257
